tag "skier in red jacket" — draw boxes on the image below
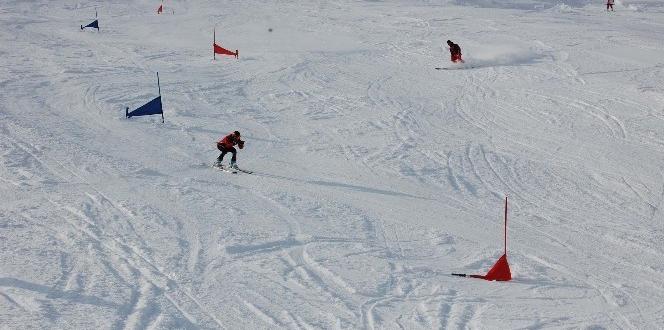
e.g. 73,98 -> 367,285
447,40 -> 464,63
215,131 -> 244,168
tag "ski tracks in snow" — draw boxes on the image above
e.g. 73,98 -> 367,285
0,113 -> 225,328
4,1 -> 664,328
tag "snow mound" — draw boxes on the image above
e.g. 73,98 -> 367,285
452,0 -> 592,10
462,42 -> 544,68
616,0 -> 640,11
552,3 -> 575,13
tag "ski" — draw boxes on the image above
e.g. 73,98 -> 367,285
235,167 -> 253,174
436,66 -> 475,70
212,164 -> 237,174
211,163 -> 253,174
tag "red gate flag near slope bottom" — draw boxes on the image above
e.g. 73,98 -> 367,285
452,197 -> 512,281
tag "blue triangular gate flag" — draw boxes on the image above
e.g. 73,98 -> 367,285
81,19 -> 99,30
126,96 -> 163,122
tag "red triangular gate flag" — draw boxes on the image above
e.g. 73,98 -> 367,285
474,254 -> 511,281
214,43 -> 238,58
453,197 -> 513,282
475,197 -> 512,281
157,4 -> 163,14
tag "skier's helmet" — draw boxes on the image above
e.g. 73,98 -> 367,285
234,130 -> 241,137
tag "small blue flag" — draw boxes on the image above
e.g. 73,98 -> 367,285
81,19 -> 99,30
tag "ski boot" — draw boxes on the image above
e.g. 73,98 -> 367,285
230,161 -> 238,169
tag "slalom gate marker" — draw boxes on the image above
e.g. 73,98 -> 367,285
452,196 -> 512,281
126,73 -> 164,123
81,10 -> 99,31
213,28 -> 239,60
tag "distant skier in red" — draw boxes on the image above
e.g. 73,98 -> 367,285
447,40 -> 464,63
606,0 -> 614,11
216,131 -> 244,168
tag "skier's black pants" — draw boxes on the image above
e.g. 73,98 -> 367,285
217,144 -> 237,162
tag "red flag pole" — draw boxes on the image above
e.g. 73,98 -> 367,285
451,197 -> 512,281
504,196 -> 508,255
213,28 -> 216,60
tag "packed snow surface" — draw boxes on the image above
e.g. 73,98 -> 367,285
2,0 -> 664,328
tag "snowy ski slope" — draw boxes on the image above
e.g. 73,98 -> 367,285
1,0 -> 664,328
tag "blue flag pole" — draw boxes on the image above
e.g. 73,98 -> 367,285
126,73 -> 164,122
157,72 -> 164,123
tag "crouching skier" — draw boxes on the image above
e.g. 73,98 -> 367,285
447,40 -> 464,63
215,130 -> 244,169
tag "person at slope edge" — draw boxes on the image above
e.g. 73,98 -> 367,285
447,40 -> 464,63
606,0 -> 615,11
215,130 -> 244,168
